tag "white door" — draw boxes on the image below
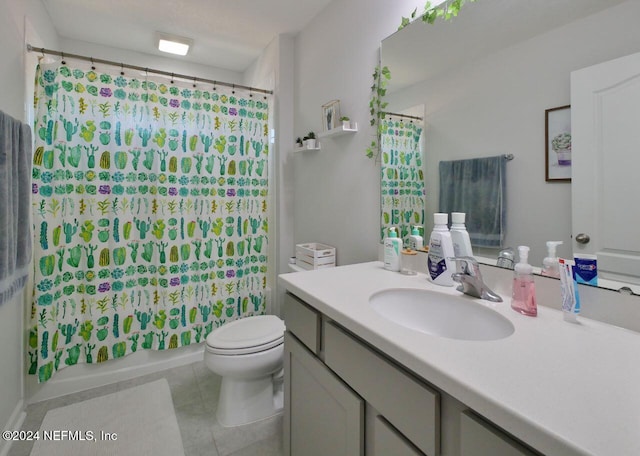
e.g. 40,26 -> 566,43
571,51 -> 640,283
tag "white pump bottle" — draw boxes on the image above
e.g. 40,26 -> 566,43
427,213 -> 455,286
541,241 -> 563,278
450,212 -> 473,257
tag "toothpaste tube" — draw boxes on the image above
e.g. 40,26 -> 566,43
559,258 -> 580,323
574,253 -> 598,286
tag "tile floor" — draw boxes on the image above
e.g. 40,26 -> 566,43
9,361 -> 283,456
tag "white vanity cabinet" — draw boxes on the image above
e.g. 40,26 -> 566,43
284,292 -> 438,456
283,291 -> 541,456
460,411 -> 538,456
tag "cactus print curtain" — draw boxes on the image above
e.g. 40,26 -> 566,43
30,61 -> 270,382
380,118 -> 424,244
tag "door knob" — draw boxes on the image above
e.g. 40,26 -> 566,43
575,233 -> 590,244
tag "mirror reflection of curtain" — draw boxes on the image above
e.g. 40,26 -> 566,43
30,61 -> 270,382
380,118 -> 424,244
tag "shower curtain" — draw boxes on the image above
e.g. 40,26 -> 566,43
30,61 -> 270,382
380,118 -> 424,243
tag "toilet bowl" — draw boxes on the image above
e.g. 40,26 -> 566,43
204,315 -> 286,427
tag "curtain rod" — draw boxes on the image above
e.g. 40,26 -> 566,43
26,44 -> 273,96
382,111 -> 423,121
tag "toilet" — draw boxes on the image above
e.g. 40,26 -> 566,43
204,315 -> 286,427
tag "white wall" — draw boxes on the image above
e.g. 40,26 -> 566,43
0,0 -> 58,451
293,0 -> 423,266
386,0 -> 640,266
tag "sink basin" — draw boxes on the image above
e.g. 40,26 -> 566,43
369,288 -> 514,341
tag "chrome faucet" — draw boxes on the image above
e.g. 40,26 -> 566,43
449,256 -> 503,302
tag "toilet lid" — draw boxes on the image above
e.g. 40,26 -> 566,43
205,315 -> 285,354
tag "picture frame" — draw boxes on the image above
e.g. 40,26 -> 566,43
321,99 -> 341,132
545,105 -> 572,182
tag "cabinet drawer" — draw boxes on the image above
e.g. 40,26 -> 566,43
324,322 -> 440,456
460,411 -> 539,456
284,292 -> 321,354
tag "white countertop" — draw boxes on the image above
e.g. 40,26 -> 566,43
279,261 -> 640,456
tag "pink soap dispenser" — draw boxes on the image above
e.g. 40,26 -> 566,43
511,246 -> 537,317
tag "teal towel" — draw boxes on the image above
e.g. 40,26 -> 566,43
0,110 -> 32,305
439,155 -> 506,247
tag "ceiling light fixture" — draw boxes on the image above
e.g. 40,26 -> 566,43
157,33 -> 192,56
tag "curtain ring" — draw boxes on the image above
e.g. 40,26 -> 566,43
61,52 -> 65,65
232,84 -> 235,94
171,73 -> 174,84
193,77 -> 196,88
213,81 -> 217,91
91,57 -> 95,70
40,47 -> 45,59
249,88 -> 253,98
120,63 -> 125,76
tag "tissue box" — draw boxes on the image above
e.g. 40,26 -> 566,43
295,243 -> 336,270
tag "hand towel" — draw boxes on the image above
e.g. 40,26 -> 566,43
0,109 -> 32,305
439,155 -> 506,248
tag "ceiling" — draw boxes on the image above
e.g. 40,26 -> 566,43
42,0 -> 333,73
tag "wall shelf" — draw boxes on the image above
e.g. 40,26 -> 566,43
293,143 -> 321,153
318,122 -> 358,139
292,122 -> 357,153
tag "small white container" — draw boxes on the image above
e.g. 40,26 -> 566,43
295,243 -> 336,270
295,259 -> 335,270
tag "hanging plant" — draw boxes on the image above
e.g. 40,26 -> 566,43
366,65 -> 391,159
400,0 -> 476,29
366,0 -> 476,158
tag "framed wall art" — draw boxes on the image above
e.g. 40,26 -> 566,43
545,105 -> 571,182
321,99 -> 340,132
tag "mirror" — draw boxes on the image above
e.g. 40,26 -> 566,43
380,0 -> 639,292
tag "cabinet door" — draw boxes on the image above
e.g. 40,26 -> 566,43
372,415 -> 425,456
460,411 -> 538,456
284,332 -> 364,456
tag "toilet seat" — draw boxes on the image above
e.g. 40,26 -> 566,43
206,315 -> 285,355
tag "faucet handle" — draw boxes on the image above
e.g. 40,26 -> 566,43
449,256 -> 481,276
449,256 -> 503,302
